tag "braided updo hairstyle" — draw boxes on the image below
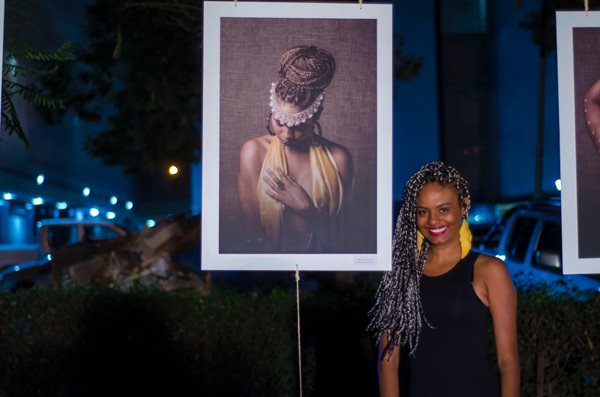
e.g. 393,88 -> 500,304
368,161 -> 471,358
274,45 -> 336,108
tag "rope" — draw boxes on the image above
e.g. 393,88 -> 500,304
585,0 -> 589,15
295,265 -> 303,397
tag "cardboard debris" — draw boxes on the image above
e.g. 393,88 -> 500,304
53,215 -> 205,293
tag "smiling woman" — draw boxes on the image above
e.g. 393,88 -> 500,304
369,161 -> 520,397
415,181 -> 471,265
237,45 -> 353,253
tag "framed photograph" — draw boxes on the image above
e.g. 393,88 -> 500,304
202,1 -> 393,271
557,11 -> 600,273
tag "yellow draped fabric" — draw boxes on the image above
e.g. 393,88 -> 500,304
257,137 -> 344,241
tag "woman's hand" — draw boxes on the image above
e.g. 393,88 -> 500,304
263,167 -> 313,212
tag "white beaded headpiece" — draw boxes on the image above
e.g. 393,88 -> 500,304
269,82 -> 324,127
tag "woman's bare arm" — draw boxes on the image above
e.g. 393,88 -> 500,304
330,144 -> 354,200
238,139 -> 264,235
480,256 -> 520,397
378,333 -> 400,397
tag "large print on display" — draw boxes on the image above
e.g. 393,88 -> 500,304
202,2 -> 392,271
557,11 -> 600,273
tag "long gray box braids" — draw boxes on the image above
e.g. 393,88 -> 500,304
368,161 -> 470,358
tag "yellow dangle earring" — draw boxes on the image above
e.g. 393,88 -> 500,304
417,230 -> 424,255
459,218 -> 472,259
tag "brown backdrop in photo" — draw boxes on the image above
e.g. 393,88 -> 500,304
218,17 -> 378,254
573,27 -> 600,258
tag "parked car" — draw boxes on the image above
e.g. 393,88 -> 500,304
0,256 -> 53,291
0,218 -> 128,270
476,199 -> 600,293
0,219 -> 128,291
0,215 -> 206,293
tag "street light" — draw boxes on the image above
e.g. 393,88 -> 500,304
168,164 -> 179,176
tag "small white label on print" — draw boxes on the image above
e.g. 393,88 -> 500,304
354,256 -> 375,264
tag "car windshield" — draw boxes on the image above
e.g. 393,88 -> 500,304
47,226 -> 78,250
506,217 -> 537,263
83,225 -> 121,240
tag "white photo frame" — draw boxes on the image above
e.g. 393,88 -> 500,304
557,11 -> 600,274
202,1 -> 393,271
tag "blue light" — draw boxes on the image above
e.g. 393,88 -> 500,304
89,207 -> 100,217
56,201 -> 68,210
2,192 -> 14,200
36,174 -> 45,185
14,265 -> 20,272
32,197 -> 44,206
110,196 -> 118,205
468,203 -> 496,225
146,219 -> 156,228
125,201 -> 133,210
106,211 -> 116,220
82,187 -> 91,197
25,203 -> 33,210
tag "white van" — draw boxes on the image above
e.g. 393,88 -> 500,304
477,202 -> 600,293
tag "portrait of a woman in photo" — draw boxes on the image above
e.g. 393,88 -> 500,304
237,45 -> 353,253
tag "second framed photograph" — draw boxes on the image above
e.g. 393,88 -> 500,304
557,11 -> 600,274
202,1 -> 393,271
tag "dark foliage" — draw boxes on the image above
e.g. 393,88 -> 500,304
393,33 -> 422,82
71,0 -> 202,174
2,0 -> 76,145
519,0 -> 600,56
516,282 -> 600,396
1,277 -> 598,396
0,287 -> 297,396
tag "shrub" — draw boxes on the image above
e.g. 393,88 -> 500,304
517,284 -> 600,396
0,287 -> 300,397
0,280 -> 598,396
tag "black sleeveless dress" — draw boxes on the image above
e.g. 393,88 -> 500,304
407,251 -> 500,397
